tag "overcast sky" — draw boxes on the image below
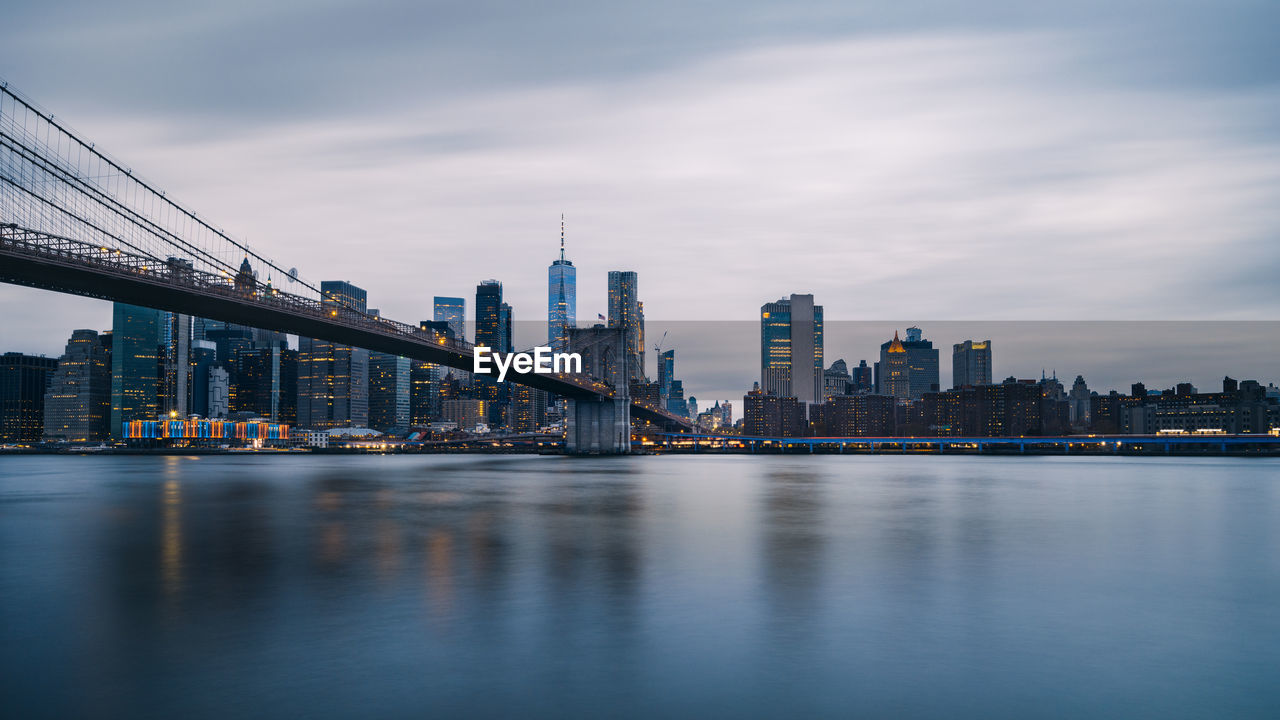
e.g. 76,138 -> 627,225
2,1 -> 1278,401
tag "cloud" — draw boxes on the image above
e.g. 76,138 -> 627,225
3,24 -> 1279,400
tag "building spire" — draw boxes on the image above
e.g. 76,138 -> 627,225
560,213 -> 565,262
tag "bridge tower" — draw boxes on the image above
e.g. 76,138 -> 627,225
565,325 -> 631,454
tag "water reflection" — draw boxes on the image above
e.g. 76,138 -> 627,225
3,455 -> 1277,719
760,466 -> 827,637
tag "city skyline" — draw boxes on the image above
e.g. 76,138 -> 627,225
4,2 -> 1280,363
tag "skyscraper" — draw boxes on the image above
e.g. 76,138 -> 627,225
607,271 -> 645,381
475,281 -> 508,425
903,327 -> 940,399
547,215 -> 576,352
43,329 -> 110,442
110,302 -> 162,437
878,331 -> 911,400
1,352 -> 58,442
658,349 -> 675,408
952,340 -> 993,388
160,311 -> 191,416
369,352 -> 411,432
877,328 -> 939,401
297,281 -> 369,429
433,296 -> 466,344
760,294 -> 824,405
475,281 -> 504,350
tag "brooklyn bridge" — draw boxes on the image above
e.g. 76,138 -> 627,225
0,82 -> 692,453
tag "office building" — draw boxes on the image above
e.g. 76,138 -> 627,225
548,216 -> 576,352
760,294 -> 824,406
1,352 -> 58,442
43,330 -> 111,442
823,359 -> 850,400
952,340 -> 993,388
369,352 -> 411,432
297,281 -> 369,429
433,296 -> 466,344
876,327 -> 938,401
607,270 -> 645,381
110,302 -> 163,437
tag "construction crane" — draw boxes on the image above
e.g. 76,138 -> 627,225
653,331 -> 667,356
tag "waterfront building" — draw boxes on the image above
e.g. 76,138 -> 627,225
547,216 -> 576,352
607,270 -> 645,381
110,302 -> 163,437
43,330 -> 110,442
952,340 -> 993,388
760,294 -> 824,406
1,352 -> 58,442
743,385 -> 808,437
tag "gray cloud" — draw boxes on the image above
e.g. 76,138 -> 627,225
2,3 -> 1279,404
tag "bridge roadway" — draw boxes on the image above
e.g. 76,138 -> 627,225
0,224 -> 689,429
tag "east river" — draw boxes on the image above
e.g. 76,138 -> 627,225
2,454 -> 1277,718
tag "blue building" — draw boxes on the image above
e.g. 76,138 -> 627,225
548,215 -> 576,352
110,302 -> 163,438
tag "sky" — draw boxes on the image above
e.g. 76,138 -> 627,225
2,0 -> 1279,402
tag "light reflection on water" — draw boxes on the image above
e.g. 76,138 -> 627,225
0,454 -> 1277,719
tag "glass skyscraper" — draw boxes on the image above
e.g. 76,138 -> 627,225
547,216 -> 576,352
433,296 -> 466,344
607,270 -> 644,381
110,302 -> 162,437
759,294 -> 823,405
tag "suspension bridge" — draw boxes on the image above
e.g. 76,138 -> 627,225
0,82 -> 691,452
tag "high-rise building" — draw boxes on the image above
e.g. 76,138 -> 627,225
474,281 -> 508,425
43,330 -> 111,442
658,349 -> 676,408
159,311 -> 191,416
475,281 -> 505,350
110,302 -> 162,437
1067,376 -> 1090,428
369,352 -> 411,432
607,271 -> 645,381
500,302 -> 514,354
512,383 -> 547,432
877,327 -> 939,401
234,345 -> 298,422
850,359 -> 873,393
760,294 -> 824,406
433,296 -> 466,344
1,352 -> 58,442
547,216 -> 576,352
823,359 -> 850,400
952,340 -> 993,388
190,340 -> 217,418
297,281 -> 369,429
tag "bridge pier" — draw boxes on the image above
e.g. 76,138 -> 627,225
564,397 -> 631,455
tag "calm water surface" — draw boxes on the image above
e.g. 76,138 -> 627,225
1,454 -> 1277,718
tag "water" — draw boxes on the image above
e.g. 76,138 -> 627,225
1,454 -> 1277,718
